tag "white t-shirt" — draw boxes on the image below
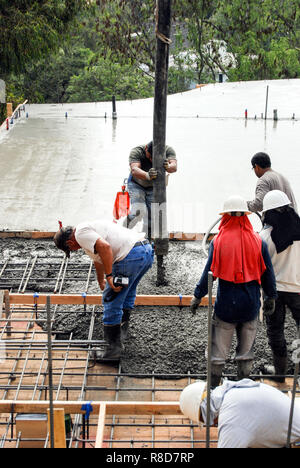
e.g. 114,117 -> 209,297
260,227 -> 300,293
218,383 -> 300,448
75,220 -> 145,264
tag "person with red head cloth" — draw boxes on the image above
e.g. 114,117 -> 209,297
190,196 -> 277,387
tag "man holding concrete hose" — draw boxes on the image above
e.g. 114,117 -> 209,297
53,220 -> 154,361
180,379 -> 300,448
260,190 -> 300,383
127,141 -> 177,238
190,195 -> 277,387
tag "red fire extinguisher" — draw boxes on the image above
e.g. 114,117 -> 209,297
113,179 -> 130,221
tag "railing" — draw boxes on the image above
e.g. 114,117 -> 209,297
0,99 -> 28,132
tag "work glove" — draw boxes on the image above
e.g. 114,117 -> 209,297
263,298 -> 276,317
163,159 -> 170,170
147,168 -> 158,180
190,296 -> 201,314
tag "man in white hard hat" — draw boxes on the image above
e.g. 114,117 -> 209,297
179,379 -> 300,448
260,190 -> 300,382
248,152 -> 298,213
190,195 -> 277,387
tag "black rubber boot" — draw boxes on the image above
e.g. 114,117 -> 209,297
273,355 -> 288,383
211,364 -> 224,389
237,360 -> 253,381
264,355 -> 288,383
97,324 -> 122,362
121,309 -> 132,344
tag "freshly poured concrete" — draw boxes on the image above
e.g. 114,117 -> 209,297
0,79 -> 300,233
0,237 -> 297,377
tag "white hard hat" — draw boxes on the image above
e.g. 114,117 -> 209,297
220,195 -> 251,215
262,190 -> 291,213
179,381 -> 206,422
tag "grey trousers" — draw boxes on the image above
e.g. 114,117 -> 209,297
211,315 -> 258,365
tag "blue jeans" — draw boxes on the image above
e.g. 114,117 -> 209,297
102,243 -> 154,325
127,178 -> 153,237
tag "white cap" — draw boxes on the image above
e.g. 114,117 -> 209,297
179,381 -> 206,422
262,190 -> 291,213
220,195 -> 251,215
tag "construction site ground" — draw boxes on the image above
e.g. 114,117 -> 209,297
0,235 -> 299,448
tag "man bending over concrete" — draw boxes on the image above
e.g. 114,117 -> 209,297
54,220 -> 154,361
180,379 -> 300,448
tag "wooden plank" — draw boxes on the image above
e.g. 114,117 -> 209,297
169,232 -> 215,241
0,291 -> 4,320
47,408 -> 67,449
9,293 -> 214,307
0,401 -> 182,416
0,231 -> 56,239
0,231 -> 216,240
95,403 -> 106,449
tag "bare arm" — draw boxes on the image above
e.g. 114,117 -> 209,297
93,261 -> 106,291
94,238 -> 121,292
130,162 -> 150,181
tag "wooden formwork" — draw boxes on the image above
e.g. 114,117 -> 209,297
0,282 -> 298,448
0,292 -> 218,448
8,293 -> 214,307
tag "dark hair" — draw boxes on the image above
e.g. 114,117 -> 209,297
53,226 -> 74,258
251,152 -> 271,169
146,141 -> 153,156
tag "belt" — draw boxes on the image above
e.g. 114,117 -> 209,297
134,239 -> 150,247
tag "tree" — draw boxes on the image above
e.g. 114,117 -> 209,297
94,0 -> 300,84
215,0 -> 300,80
94,0 -> 157,75
65,56 -> 154,102
0,0 -> 89,77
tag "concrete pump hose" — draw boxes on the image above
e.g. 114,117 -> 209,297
201,217 -> 222,257
201,213 -> 263,257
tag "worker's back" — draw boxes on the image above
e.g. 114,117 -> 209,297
218,383 -> 300,448
260,170 -> 298,212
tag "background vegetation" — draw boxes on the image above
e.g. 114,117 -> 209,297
1,0 -> 299,120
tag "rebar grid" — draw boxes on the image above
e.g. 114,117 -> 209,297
0,253 -> 299,448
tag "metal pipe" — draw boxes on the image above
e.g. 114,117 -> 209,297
206,271 -> 213,449
153,0 -> 172,285
265,85 -> 269,120
47,296 -> 55,449
286,321 -> 300,448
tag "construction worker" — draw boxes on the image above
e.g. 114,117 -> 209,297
260,190 -> 300,383
180,379 -> 300,448
127,141 -> 177,238
53,220 -> 154,361
248,152 -> 298,213
190,195 -> 277,387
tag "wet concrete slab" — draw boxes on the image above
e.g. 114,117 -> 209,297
0,80 -> 299,233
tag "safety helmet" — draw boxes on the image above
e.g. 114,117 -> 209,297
179,381 -> 206,422
262,190 -> 291,213
219,195 -> 251,215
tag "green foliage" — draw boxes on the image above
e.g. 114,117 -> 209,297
3,0 -> 300,106
16,47 -> 94,103
216,0 -> 300,81
65,56 -> 154,102
0,0 -> 89,77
